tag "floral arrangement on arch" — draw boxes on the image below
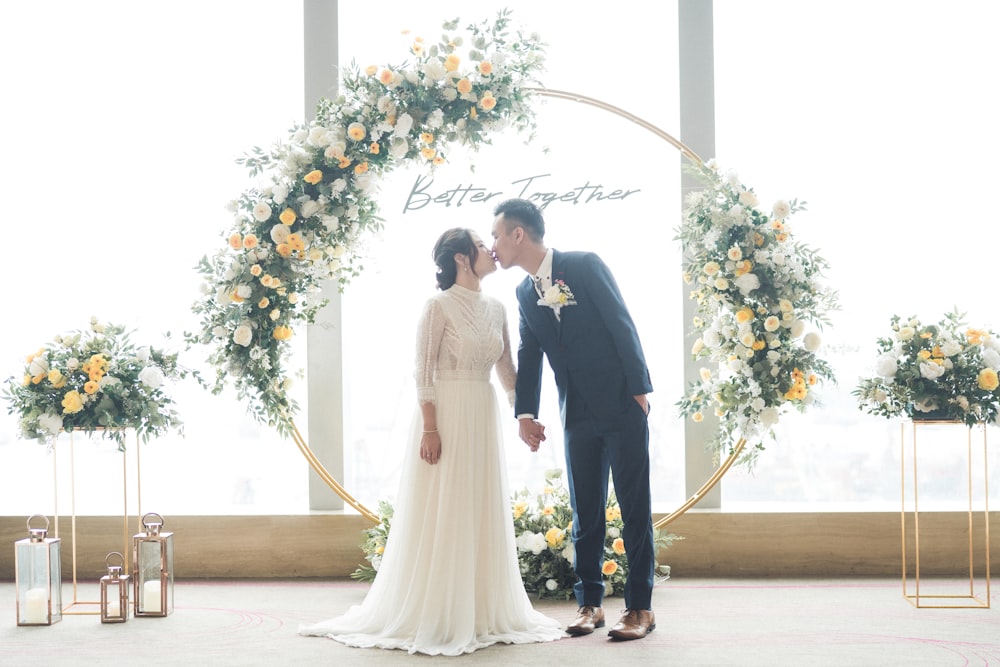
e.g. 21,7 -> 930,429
188,12 -> 545,434
676,160 -> 839,465
351,470 -> 681,599
853,310 -> 1000,426
2,318 -> 188,450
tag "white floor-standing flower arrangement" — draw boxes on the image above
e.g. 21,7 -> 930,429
188,12 -> 545,433
676,160 -> 839,466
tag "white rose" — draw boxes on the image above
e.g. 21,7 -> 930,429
898,326 -> 915,341
803,332 -> 822,352
734,273 -> 760,295
545,579 -> 558,591
233,324 -> 253,347
561,543 -> 575,565
288,293 -> 299,305
751,397 -> 766,412
764,316 -> 780,332
331,178 -> 348,193
389,137 -> 409,159
983,348 -> 1000,371
759,407 -> 780,428
956,395 -> 970,411
702,329 -> 720,348
252,202 -> 272,223
300,199 -> 320,218
272,184 -> 288,205
941,340 -> 962,357
371,554 -> 381,572
236,284 -> 252,299
789,320 -> 806,338
331,245 -> 347,258
270,224 -> 291,245
725,169 -> 740,188
919,361 -> 946,380
772,200 -> 791,220
423,60 -> 446,82
292,128 -> 308,144
738,190 -> 758,208
529,532 -> 547,555
29,357 -> 49,377
875,353 -> 898,379
269,309 -> 281,321
212,326 -> 226,338
66,358 -> 80,371
393,113 -> 414,137
427,109 -> 444,129
607,526 -> 620,539
307,126 -> 331,147
347,204 -> 360,220
138,366 -> 165,389
37,412 -> 64,436
441,87 -> 458,102
354,173 -> 374,193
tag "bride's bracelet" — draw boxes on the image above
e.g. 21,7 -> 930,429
422,429 -> 438,433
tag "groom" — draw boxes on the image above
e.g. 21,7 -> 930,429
490,198 -> 656,641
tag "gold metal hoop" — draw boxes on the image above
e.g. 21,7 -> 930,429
290,88 -> 742,527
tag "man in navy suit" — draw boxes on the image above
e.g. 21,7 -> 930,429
490,198 -> 656,641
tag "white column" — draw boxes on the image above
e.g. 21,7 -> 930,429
303,0 -> 344,511
678,0 -> 721,508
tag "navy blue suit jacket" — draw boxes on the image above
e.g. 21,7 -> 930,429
514,250 -> 652,427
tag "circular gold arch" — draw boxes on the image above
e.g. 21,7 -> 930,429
290,87 -> 747,528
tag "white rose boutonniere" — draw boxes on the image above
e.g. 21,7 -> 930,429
538,279 -> 576,318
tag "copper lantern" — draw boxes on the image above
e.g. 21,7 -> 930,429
100,551 -> 130,623
132,512 -> 174,617
15,515 -> 62,626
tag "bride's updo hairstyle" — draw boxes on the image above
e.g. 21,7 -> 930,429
432,227 -> 479,290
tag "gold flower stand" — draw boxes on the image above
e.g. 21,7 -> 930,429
900,420 -> 990,608
52,429 -> 143,615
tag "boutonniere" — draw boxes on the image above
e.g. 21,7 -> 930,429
537,279 -> 577,315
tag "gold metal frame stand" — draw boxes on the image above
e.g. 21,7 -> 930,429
53,429 -> 142,615
900,420 -> 990,608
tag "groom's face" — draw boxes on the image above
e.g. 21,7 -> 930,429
490,214 -> 519,270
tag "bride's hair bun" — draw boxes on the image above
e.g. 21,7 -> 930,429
432,228 -> 478,290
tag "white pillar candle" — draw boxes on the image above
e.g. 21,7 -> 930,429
142,580 -> 162,613
24,588 -> 49,624
106,599 -> 121,618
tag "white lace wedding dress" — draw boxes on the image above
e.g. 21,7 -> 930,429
300,284 -> 564,656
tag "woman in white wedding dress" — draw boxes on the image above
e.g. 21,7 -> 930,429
300,228 -> 564,656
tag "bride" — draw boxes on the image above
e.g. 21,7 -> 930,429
300,228 -> 564,656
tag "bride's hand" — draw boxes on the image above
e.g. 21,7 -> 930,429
420,432 -> 442,465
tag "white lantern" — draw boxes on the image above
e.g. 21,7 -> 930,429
15,515 -> 62,626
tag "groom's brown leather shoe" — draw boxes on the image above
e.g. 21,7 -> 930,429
608,609 -> 656,640
566,605 -> 604,636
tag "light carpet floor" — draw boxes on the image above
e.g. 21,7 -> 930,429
1,578 -> 997,666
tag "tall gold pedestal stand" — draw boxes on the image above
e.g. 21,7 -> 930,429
52,429 -> 142,615
901,420 -> 990,608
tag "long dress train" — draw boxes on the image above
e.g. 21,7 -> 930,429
300,284 -> 564,656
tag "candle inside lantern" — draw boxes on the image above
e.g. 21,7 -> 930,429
106,599 -> 121,618
142,580 -> 162,613
24,588 -> 48,624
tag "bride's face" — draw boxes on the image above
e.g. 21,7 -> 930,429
470,233 -> 497,277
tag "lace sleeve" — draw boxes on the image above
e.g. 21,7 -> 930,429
494,302 -> 517,407
414,297 -> 445,404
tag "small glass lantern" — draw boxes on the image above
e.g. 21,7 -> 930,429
133,512 -> 173,617
100,552 -> 130,623
15,514 -> 62,626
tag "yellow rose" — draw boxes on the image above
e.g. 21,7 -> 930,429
541,505 -> 555,516
48,369 -> 67,389
337,156 -> 351,169
727,247 -> 742,261
703,261 -> 720,275
304,169 -> 323,185
979,368 -> 999,391
250,264 -> 262,277
432,155 -> 446,166
276,243 -> 292,258
279,208 -> 296,226
61,390 -> 84,414
258,297 -> 270,309
612,538 -> 626,555
228,233 -> 242,249
692,411 -> 704,423
602,560 -> 618,576
243,234 -> 259,249
967,328 -> 987,345
364,64 -> 378,76
420,132 -> 434,144
347,122 -> 367,141
420,147 -> 437,160
735,307 -> 754,324
479,93 -> 497,111
84,380 -> 99,394
444,54 -> 460,72
545,527 -> 564,548
378,69 -> 394,85
272,326 -> 294,341
287,233 -> 305,252
917,350 -> 931,360
456,78 -> 472,94
260,275 -> 274,287
512,501 -> 528,519
354,162 -> 368,175
478,61 -> 493,75
369,142 -> 380,154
